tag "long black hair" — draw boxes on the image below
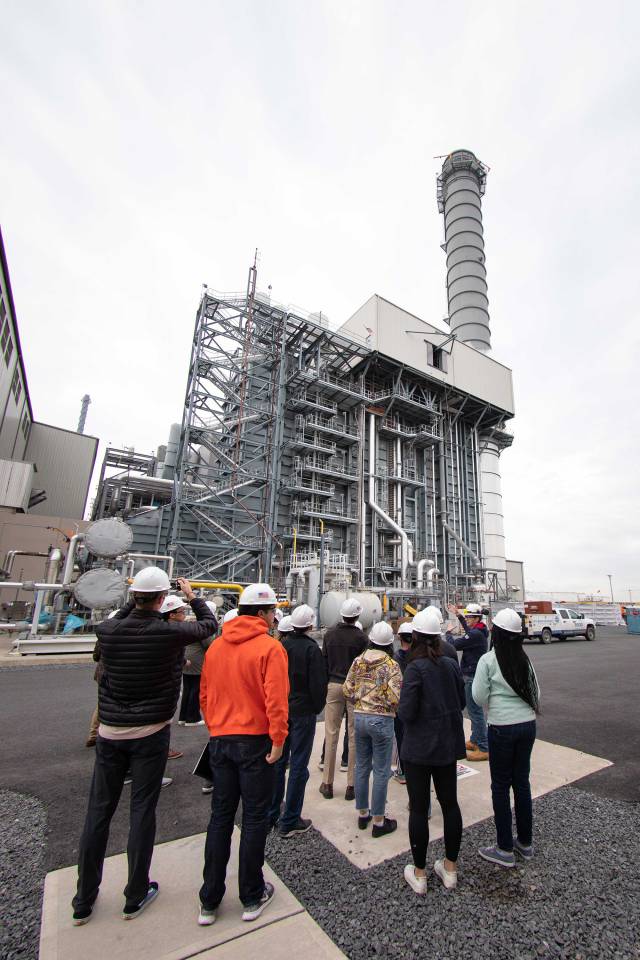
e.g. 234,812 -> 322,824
408,631 -> 443,664
491,624 -> 540,713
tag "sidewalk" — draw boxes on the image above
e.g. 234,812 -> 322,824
39,829 -> 345,960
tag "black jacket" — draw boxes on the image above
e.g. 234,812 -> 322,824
449,617 -> 489,679
282,629 -> 328,717
398,655 -> 466,766
321,622 -> 368,683
96,597 -> 216,726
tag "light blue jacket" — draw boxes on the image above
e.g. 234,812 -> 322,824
472,649 -> 539,726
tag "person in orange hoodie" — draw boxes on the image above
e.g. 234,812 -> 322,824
198,582 -> 289,926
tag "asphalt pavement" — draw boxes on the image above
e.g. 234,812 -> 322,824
0,627 -> 637,876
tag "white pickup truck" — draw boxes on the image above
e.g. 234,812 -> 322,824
524,607 -> 596,644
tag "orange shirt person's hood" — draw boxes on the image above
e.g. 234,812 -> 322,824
222,615 -> 270,644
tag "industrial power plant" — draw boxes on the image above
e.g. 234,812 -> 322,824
1,150 -> 529,646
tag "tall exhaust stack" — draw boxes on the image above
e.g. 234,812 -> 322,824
437,150 -> 490,353
437,150 -> 508,592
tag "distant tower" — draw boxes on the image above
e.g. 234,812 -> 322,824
437,150 -> 491,353
77,394 -> 91,434
438,150 -> 508,592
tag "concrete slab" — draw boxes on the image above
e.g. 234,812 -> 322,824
303,720 -> 612,868
195,913 -> 346,959
39,830 -> 308,960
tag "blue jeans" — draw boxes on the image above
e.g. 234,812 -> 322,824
488,720 -> 536,851
465,678 -> 488,751
200,735 -> 274,908
354,713 -> 395,817
269,714 -> 317,830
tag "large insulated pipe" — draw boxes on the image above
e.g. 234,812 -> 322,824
161,423 -> 182,480
479,435 -> 507,578
443,521 -> 482,569
368,414 -> 413,587
416,558 -> 435,589
437,150 -> 491,353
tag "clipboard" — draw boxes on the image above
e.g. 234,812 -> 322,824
192,741 -> 213,781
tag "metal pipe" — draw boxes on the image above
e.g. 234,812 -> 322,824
443,521 -> 482,568
62,534 -> 84,585
368,414 -> 413,588
427,566 -> 441,584
416,558 -> 435,589
43,547 -> 63,606
0,581 -> 67,591
2,550 -> 50,578
127,553 -> 175,580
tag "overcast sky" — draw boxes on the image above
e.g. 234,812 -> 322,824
1,1 -> 638,597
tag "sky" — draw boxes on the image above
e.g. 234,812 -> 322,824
1,0 -> 639,597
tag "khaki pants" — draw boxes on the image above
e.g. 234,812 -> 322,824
88,705 -> 99,742
323,682 -> 355,787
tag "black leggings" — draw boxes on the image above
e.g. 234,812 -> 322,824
404,760 -> 462,868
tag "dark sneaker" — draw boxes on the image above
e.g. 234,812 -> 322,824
514,838 -> 534,861
344,786 -> 355,801
201,783 -> 214,795
242,882 -> 275,921
478,845 -> 515,868
358,814 -> 372,830
122,881 -> 159,919
319,783 -> 333,799
278,818 -> 312,838
372,817 -> 397,838
72,906 -> 92,926
340,761 -> 348,772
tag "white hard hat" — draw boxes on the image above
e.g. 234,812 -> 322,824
412,608 -> 443,635
355,620 -> 363,630
130,566 -> 171,593
492,608 -> 523,634
107,609 -> 119,619
160,595 -> 188,614
341,597 -> 363,618
223,608 -> 239,623
274,607 -> 283,623
278,615 -> 294,633
465,603 -> 483,615
205,601 -> 219,617
238,583 -> 277,606
398,621 -> 414,636
369,622 -> 394,646
291,604 -> 315,629
425,604 -> 444,623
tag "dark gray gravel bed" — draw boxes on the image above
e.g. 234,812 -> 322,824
0,790 -> 47,960
265,786 -> 640,960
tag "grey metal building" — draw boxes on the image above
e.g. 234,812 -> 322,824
94,149 -> 516,604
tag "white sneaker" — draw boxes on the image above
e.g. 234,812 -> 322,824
317,761 -> 324,771
198,902 -> 216,926
403,864 -> 427,895
242,882 -> 275,921
434,858 -> 457,890
161,777 -> 173,788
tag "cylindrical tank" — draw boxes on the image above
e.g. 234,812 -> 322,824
479,435 -> 506,578
437,150 -> 491,353
161,423 -> 182,480
319,591 -> 382,630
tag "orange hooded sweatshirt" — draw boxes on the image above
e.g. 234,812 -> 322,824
199,615 -> 289,746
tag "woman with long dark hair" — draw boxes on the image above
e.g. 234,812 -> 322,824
397,608 -> 466,894
473,608 -> 540,867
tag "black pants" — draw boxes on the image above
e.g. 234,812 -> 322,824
404,760 -> 462,868
73,726 -> 170,911
179,674 -> 202,723
200,735 -> 275,909
394,716 -> 404,775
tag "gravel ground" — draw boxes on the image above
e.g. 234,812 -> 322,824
266,785 -> 640,960
0,790 -> 47,960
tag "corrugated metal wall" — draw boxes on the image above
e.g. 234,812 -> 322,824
25,423 -> 98,519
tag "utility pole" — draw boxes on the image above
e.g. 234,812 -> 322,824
607,574 -> 614,603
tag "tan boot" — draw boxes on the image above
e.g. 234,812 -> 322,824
465,740 -> 477,752
466,749 -> 489,761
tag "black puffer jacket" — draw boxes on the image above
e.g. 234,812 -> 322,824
281,629 -> 328,717
398,655 -> 466,766
96,597 -> 216,726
